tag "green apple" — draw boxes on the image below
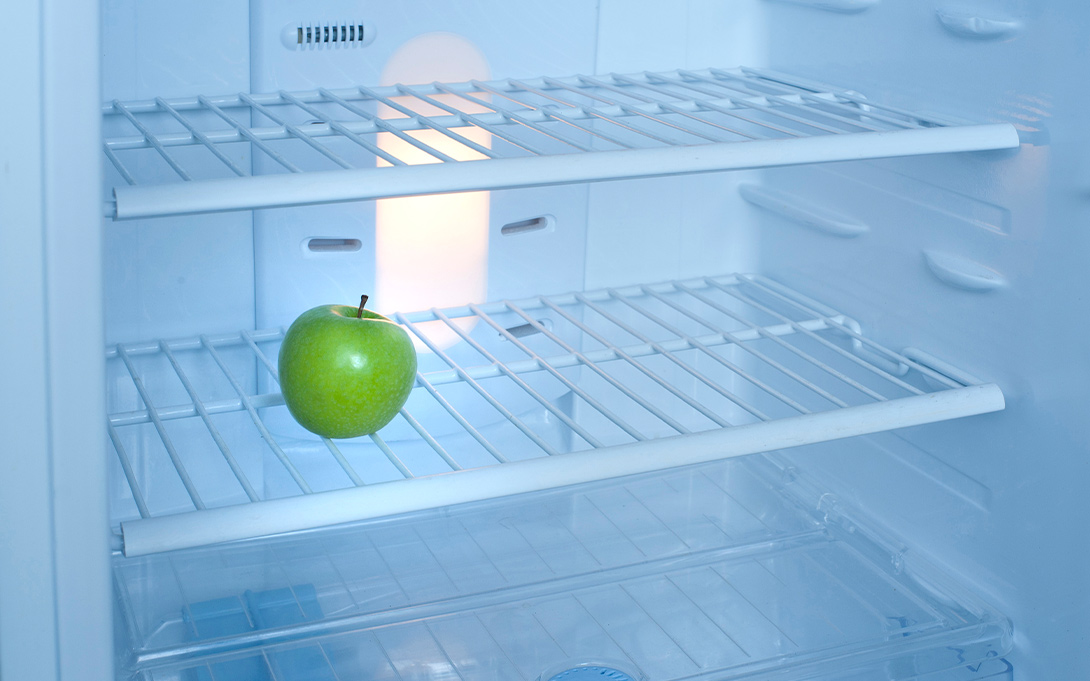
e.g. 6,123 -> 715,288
278,300 -> 417,438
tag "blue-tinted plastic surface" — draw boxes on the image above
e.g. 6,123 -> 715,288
182,585 -> 328,681
116,456 -> 1010,680
547,666 -> 635,681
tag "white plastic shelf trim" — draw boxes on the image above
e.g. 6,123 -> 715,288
107,275 -> 1004,556
102,67 -> 1020,219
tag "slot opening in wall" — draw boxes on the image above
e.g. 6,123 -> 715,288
501,215 -> 554,236
306,238 -> 362,253
500,318 -> 554,341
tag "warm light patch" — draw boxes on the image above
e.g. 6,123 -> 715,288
375,33 -> 491,351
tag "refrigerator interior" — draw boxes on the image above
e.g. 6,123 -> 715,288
91,1 -> 1090,680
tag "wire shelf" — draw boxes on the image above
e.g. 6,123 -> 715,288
102,67 -> 1019,219
107,274 -> 1004,556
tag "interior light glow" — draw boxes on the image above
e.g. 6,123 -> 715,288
375,33 -> 491,352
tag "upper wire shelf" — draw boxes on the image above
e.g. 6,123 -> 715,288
107,274 -> 1004,556
102,67 -> 1020,220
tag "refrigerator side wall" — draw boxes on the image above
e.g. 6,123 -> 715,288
0,0 -> 111,679
751,3 -> 1090,678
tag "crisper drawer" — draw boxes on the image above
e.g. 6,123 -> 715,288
112,456 -> 1011,681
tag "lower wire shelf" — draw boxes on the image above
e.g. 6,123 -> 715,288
106,273 -> 1004,556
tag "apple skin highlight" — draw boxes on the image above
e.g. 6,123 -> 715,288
278,305 -> 418,439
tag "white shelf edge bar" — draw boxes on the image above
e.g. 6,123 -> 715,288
104,66 -> 1021,220
111,124 -> 1017,219
120,384 -> 1003,556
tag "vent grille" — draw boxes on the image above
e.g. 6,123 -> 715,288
282,22 -> 375,49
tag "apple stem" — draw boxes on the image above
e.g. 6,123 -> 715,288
357,294 -> 369,319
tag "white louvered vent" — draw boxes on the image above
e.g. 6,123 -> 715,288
281,21 -> 376,49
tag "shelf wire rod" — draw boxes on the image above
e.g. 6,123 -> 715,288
200,335 -> 313,494
562,74 -> 736,143
238,329 -> 282,377
601,289 -> 771,422
275,90 -> 407,167
740,276 -> 959,390
397,407 -> 462,472
743,67 -> 964,127
355,84 -> 501,160
511,77 -> 702,147
745,275 -> 961,389
702,68 -> 902,133
395,312 -> 560,457
650,71 -> 851,136
736,276 -> 932,390
110,100 -> 193,181
557,73 -> 759,141
102,143 -> 137,185
508,76 -> 692,147
470,79 -> 639,150
503,301 -> 692,435
154,97 -> 248,177
317,87 -> 459,164
430,82 -> 597,152
115,345 -> 206,510
430,308 -> 605,449
735,66 -> 935,130
708,279 -> 922,398
701,68 -> 897,133
578,292 -> 766,423
468,303 -> 648,442
642,286 -> 839,411
392,84 -> 505,159
237,329 -> 366,487
679,280 -> 893,402
159,341 -> 260,502
632,286 -> 819,413
537,297 -> 731,429
398,83 -> 548,156
409,372 -> 510,464
607,72 -> 796,139
238,93 -> 355,169
198,95 -> 303,173
684,69 -> 889,134
106,421 -> 151,519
